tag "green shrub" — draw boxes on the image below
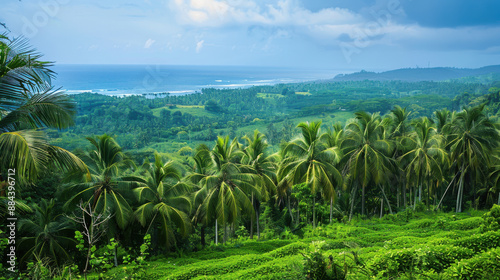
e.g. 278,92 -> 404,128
267,242 -> 308,258
302,249 -> 327,280
166,254 -> 273,279
453,231 -> 500,253
368,245 -> 474,277
444,247 -> 500,279
448,217 -> 483,230
405,218 -> 435,229
481,204 -> 500,232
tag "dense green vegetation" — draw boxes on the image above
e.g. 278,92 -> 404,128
2,35 -> 500,279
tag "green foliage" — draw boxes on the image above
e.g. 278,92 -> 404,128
444,247 -> 500,279
453,231 -> 500,253
167,254 -> 274,279
481,204 -> 500,232
302,249 -> 327,280
368,245 -> 474,277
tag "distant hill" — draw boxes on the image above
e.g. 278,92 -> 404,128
332,65 -> 500,82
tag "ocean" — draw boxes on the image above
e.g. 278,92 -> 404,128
52,64 -> 339,96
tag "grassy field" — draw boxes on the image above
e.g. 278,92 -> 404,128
295,91 -> 312,96
90,206 -> 500,279
257,92 -> 285,99
152,105 -> 217,117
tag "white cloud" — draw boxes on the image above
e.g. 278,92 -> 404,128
196,39 -> 204,53
144,38 -> 156,48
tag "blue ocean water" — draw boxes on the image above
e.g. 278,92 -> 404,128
52,64 -> 338,96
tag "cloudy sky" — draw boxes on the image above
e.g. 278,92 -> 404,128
2,0 -> 500,71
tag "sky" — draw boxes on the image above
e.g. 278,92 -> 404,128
2,0 -> 500,71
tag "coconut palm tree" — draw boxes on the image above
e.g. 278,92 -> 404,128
446,105 -> 500,212
188,144 -> 212,246
63,135 -> 137,230
342,112 -> 394,219
241,130 -> 277,238
399,117 -> 448,209
18,199 -> 76,267
133,153 -> 191,249
193,136 -> 260,244
388,106 -> 411,208
278,121 -> 342,228
0,35 -> 87,185
320,123 -> 345,223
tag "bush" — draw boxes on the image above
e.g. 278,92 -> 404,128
448,217 -> 483,230
368,245 -> 474,277
444,247 -> 500,279
480,204 -> 500,232
267,242 -> 308,258
453,231 -> 500,253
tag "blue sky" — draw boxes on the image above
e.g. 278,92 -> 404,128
2,0 -> 500,71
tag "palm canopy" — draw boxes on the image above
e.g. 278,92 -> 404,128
343,112 -> 394,188
278,121 -> 343,227
241,130 -> 278,201
399,117 -> 448,201
18,199 -> 76,267
342,112 -> 394,215
445,105 -> 500,212
0,35 -> 87,184
193,136 -> 260,234
280,121 -> 343,200
63,135 -> 138,229
133,153 -> 191,248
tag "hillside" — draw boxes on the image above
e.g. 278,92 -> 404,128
91,207 -> 500,279
332,65 -> 500,82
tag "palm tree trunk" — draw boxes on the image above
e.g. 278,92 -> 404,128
418,184 -> 422,202
403,183 -> 407,208
201,225 -> 206,247
497,191 -> 500,205
288,195 -> 294,223
437,172 -> 459,209
456,166 -> 465,213
397,184 -> 400,209
224,223 -> 228,244
380,198 -> 383,218
362,186 -> 365,216
330,197 -> 333,224
256,208 -> 260,240
215,219 -> 218,245
250,193 -> 254,239
296,206 -> 300,227
379,184 -> 393,214
349,184 -> 357,221
313,196 -> 316,229
413,186 -> 417,210
114,245 -> 118,267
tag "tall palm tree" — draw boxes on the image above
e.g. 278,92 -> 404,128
342,112 -> 393,219
193,136 -> 260,244
446,105 -> 500,212
0,35 -> 87,185
18,199 -> 76,267
389,106 -> 411,208
320,123 -> 345,223
189,144 -> 212,246
399,117 -> 448,209
63,135 -> 137,230
241,130 -> 277,238
278,121 -> 342,228
133,153 -> 191,249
